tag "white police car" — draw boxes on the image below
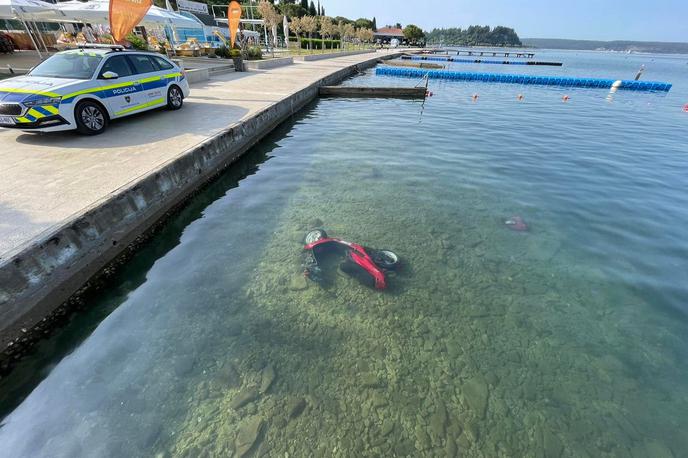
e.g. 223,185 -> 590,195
0,45 -> 189,135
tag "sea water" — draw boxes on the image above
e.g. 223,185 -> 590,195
1,50 -> 687,457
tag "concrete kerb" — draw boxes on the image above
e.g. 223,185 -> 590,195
297,49 -> 375,62
243,57 -> 294,71
0,51 -> 403,361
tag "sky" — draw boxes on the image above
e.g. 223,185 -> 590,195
321,0 -> 688,42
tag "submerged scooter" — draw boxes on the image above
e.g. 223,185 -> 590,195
303,229 -> 399,290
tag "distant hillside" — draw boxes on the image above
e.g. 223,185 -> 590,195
427,26 -> 522,47
522,38 -> 688,54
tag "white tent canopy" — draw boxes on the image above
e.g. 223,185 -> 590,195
0,0 -> 62,20
0,0 -> 62,57
53,0 -> 200,28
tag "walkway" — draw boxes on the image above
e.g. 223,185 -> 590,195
0,50 -> 397,261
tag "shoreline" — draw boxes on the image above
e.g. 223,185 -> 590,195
0,49 -> 408,374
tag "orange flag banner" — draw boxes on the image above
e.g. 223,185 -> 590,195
109,0 -> 153,43
228,0 -> 242,48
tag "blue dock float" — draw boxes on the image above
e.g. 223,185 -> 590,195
375,66 -> 672,92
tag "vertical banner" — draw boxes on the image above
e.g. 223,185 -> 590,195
228,0 -> 242,48
109,0 -> 153,43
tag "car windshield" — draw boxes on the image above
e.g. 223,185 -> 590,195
29,52 -> 103,79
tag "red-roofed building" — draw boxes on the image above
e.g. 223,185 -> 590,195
374,27 -> 404,43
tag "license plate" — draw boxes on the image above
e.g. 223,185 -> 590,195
0,115 -> 15,125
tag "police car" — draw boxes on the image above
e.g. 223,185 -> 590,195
0,45 -> 189,135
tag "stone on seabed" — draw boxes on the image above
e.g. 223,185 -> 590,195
235,416 -> 265,457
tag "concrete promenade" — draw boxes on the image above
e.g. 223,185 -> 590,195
0,49 -> 404,348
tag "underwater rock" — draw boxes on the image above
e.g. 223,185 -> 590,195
415,423 -> 431,451
371,392 -> 388,408
173,356 -> 194,376
634,441 -> 675,458
288,275 -> 309,291
465,421 -> 479,442
463,377 -> 489,418
394,440 -> 416,456
226,322 -> 243,337
308,218 -> 324,228
218,363 -> 241,387
287,397 -> 307,419
360,372 -> 381,388
260,364 -> 276,394
543,429 -> 563,458
381,419 -> 395,436
445,438 -> 458,458
230,387 -> 259,409
429,409 -> 447,440
235,415 -> 265,457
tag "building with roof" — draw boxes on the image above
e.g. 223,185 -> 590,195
373,27 -> 404,43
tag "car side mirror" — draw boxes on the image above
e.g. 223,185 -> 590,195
101,71 -> 119,80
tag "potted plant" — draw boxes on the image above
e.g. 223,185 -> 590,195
230,48 -> 244,71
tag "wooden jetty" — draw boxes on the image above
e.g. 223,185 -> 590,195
319,86 -> 427,99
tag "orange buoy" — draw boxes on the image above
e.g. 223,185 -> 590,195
683,103 -> 688,112
562,95 -> 570,102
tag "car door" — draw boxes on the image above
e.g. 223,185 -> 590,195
125,54 -> 168,112
97,54 -> 141,118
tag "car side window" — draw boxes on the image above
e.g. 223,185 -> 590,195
128,55 -> 158,74
99,55 -> 133,78
151,56 -> 174,71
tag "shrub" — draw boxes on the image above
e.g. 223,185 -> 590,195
125,33 -> 148,50
246,46 -> 262,60
300,38 -> 341,50
215,45 -> 231,58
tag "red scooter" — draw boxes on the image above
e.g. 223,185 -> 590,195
303,229 -> 399,290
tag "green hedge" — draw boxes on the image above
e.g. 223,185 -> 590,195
300,38 -> 341,49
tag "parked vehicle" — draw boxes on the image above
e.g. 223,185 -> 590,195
0,44 -> 190,134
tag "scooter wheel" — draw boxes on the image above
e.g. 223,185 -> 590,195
305,229 -> 327,245
372,250 -> 399,270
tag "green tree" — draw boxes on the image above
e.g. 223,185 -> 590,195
425,26 -> 521,46
308,1 -> 317,16
300,0 -> 308,10
279,3 -> 306,17
403,24 -> 425,43
372,17 -> 377,32
354,18 -> 373,30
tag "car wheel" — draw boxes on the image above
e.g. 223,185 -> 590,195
167,85 -> 183,110
75,100 -> 108,135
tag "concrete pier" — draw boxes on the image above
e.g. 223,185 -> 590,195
0,50 -> 405,350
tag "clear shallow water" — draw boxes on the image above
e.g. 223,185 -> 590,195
1,50 -> 687,457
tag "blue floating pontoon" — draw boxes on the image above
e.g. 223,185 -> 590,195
375,66 -> 672,92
